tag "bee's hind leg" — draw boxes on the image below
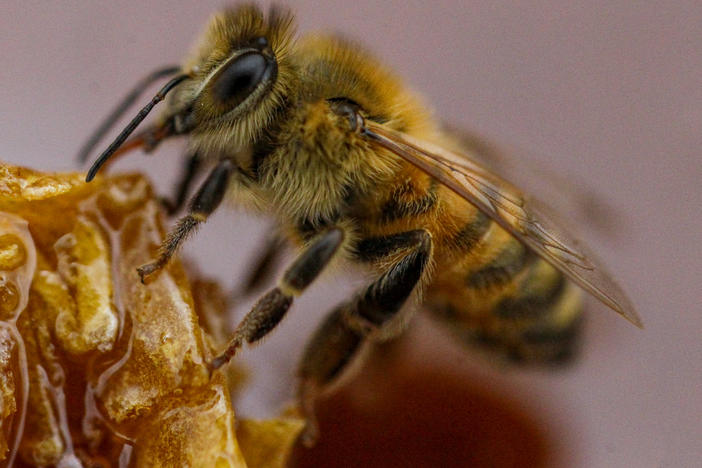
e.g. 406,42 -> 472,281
137,158 -> 234,282
296,229 -> 432,446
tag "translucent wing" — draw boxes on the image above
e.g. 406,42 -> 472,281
363,121 -> 642,328
441,125 -> 624,237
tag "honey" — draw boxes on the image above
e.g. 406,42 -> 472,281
0,163 -> 301,467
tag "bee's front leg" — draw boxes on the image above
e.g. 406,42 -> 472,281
297,229 -> 432,446
137,158 -> 234,282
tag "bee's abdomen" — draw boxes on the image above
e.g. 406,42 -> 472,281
495,265 -> 566,319
490,257 -> 582,364
351,169 -> 583,365
465,237 -> 534,289
427,199 -> 584,365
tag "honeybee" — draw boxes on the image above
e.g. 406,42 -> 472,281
81,4 -> 642,445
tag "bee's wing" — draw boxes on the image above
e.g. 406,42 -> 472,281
364,122 -> 642,328
442,125 -> 623,236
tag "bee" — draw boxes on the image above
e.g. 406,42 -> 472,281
80,4 -> 642,445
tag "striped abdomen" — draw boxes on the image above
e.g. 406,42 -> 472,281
354,168 -> 583,365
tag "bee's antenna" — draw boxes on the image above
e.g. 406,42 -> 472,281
85,72 -> 190,182
77,65 -> 181,164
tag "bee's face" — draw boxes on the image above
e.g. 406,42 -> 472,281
168,5 -> 295,151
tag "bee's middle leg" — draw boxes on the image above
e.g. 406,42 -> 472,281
296,229 -> 432,446
210,227 -> 346,370
137,158 -> 234,282
229,232 -> 286,303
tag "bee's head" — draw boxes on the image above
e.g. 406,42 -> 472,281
170,5 -> 296,151
83,5 -> 296,181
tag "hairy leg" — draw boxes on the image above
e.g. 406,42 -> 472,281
137,158 -> 233,282
297,229 -> 432,446
210,227 -> 346,370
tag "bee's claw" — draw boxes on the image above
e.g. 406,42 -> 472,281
209,338 -> 242,372
209,354 -> 228,371
204,360 -> 216,380
300,420 -> 320,448
297,378 -> 321,447
136,261 -> 161,284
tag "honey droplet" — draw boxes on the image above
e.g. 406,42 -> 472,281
0,280 -> 19,319
0,234 -> 27,271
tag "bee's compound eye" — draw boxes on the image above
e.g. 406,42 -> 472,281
211,51 -> 273,107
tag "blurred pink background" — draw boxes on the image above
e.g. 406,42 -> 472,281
1,1 -> 700,466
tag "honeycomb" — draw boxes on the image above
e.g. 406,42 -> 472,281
0,164 -> 301,467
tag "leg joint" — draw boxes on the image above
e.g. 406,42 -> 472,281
280,227 -> 345,295
354,228 -> 431,262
